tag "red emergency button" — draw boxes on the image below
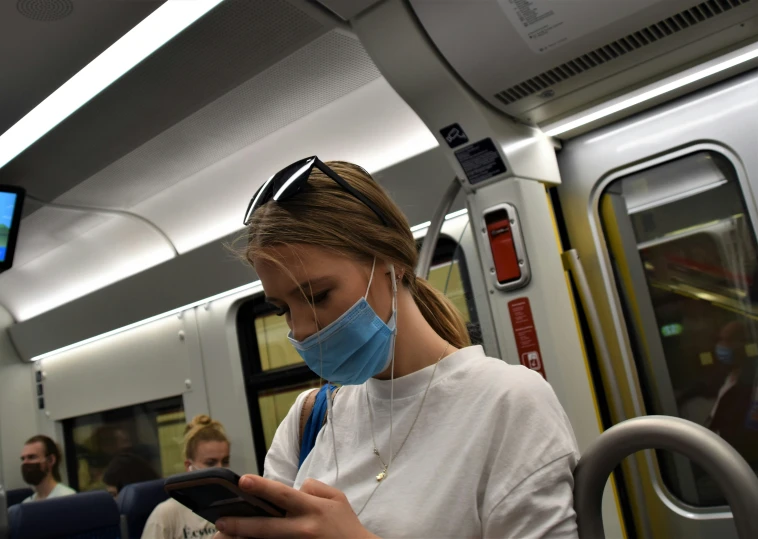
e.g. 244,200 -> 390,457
485,210 -> 521,284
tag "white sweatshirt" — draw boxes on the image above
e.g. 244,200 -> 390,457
264,345 -> 580,539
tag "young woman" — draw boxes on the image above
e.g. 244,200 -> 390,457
143,415 -> 231,539
214,158 -> 579,539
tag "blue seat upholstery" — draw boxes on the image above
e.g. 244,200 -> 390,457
116,479 -> 168,539
5,489 -> 32,508
8,490 -> 120,539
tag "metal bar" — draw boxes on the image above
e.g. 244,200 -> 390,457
415,177 -> 460,279
574,415 -> 758,539
562,248 -> 653,536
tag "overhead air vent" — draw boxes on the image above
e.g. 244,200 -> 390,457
494,0 -> 753,106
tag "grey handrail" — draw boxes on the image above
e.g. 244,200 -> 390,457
574,415 -> 758,539
415,177 -> 460,280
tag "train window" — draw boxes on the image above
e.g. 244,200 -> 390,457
600,151 -> 758,507
62,396 -> 185,492
237,233 -> 479,471
255,313 -> 305,371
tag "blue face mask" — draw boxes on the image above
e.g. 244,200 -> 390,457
715,344 -> 735,365
288,261 -> 397,385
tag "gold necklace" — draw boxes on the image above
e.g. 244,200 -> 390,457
366,341 -> 450,482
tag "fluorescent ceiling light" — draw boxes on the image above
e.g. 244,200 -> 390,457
410,221 -> 432,232
410,209 -> 468,233
543,41 -> 758,137
31,279 -> 261,362
445,208 -> 468,220
0,0 -> 224,169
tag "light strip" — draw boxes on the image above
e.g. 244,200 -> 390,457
410,208 -> 469,233
543,41 -> 758,137
445,208 -> 468,220
31,279 -> 262,362
0,0 -> 224,169
31,210 -> 472,362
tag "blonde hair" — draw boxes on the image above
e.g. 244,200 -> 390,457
183,415 -> 229,461
244,161 -> 470,349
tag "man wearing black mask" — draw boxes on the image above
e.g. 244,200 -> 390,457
20,435 -> 76,502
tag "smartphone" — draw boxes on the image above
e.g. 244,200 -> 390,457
164,468 -> 286,523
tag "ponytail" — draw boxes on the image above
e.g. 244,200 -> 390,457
411,277 -> 470,349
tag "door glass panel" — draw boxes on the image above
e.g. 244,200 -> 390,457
600,151 -> 758,506
256,314 -> 304,371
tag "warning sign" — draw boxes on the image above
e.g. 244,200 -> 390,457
454,138 -> 507,185
498,0 -> 658,54
508,297 -> 547,379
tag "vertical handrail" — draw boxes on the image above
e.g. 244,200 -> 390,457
574,415 -> 758,539
415,178 -> 461,280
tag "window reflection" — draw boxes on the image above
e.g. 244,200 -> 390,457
64,396 -> 185,493
602,151 -> 758,506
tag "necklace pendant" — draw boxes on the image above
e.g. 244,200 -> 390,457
376,469 -> 387,482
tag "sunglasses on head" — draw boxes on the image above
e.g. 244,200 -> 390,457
243,156 -> 389,226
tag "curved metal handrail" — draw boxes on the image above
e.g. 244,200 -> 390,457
574,415 -> 758,538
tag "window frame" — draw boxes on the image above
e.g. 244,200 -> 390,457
61,395 -> 185,492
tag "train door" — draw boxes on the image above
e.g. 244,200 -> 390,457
558,70 -> 758,538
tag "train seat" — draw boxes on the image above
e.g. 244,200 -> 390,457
4,489 -> 32,508
116,478 -> 169,539
8,490 -> 120,539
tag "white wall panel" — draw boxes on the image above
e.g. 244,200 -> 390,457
39,314 -> 190,421
194,285 -> 262,476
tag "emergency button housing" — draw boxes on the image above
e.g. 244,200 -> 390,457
482,204 -> 530,290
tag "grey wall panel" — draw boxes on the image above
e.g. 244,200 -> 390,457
9,148 -> 460,362
0,307 -> 37,489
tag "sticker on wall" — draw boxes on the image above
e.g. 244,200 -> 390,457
508,297 -> 547,379
440,123 -> 469,148
454,138 -> 507,185
498,0 -> 658,54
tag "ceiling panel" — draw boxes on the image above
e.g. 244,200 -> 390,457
0,208 -> 175,321
132,77 -> 439,254
0,0 -> 164,136
57,30 -> 381,209
2,0 -> 328,213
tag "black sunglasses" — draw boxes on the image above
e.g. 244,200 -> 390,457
243,156 -> 389,226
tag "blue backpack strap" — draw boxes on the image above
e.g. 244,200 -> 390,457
298,384 -> 337,469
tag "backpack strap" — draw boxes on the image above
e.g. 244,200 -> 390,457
298,384 -> 338,469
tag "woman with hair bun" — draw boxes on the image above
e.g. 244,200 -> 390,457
142,415 -> 230,539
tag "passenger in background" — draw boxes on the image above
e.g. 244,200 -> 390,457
102,453 -> 160,497
142,415 -> 230,539
706,320 -> 758,464
20,435 -> 76,502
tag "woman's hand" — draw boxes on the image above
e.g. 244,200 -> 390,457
212,474 -> 378,539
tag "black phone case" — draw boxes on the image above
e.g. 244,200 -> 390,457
164,468 -> 286,522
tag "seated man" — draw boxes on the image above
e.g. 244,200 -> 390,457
20,435 -> 76,502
